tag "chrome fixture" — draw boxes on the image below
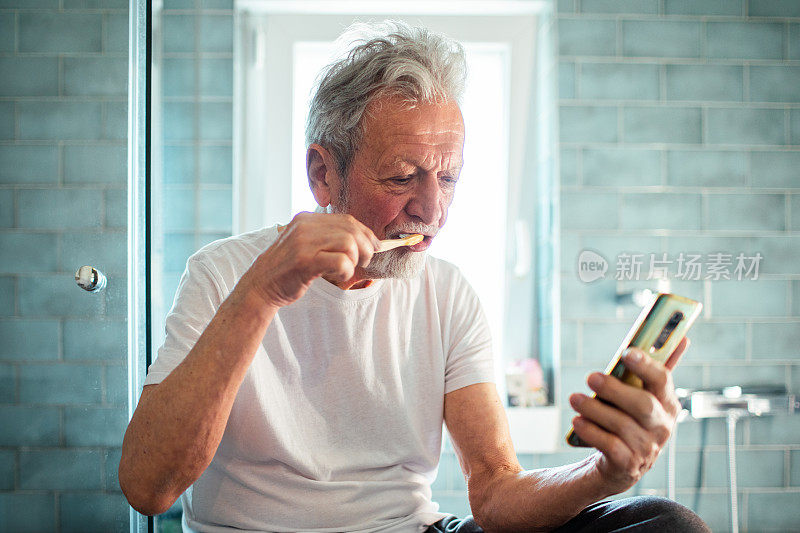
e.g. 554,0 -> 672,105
74,265 -> 107,293
615,278 -> 672,307
671,387 -> 798,533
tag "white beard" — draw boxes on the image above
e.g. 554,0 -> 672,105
326,198 -> 431,280
363,246 -> 426,279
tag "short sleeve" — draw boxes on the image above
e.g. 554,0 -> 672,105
443,272 -> 495,394
144,257 -> 224,385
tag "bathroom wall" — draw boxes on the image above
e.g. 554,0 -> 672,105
0,0 -> 130,531
155,0 -> 234,319
551,0 -> 799,530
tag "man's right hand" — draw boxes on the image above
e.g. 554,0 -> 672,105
240,211 -> 380,309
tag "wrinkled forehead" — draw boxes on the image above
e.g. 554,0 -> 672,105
358,95 -> 465,166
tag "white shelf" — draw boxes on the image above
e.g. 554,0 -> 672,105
505,405 -> 561,454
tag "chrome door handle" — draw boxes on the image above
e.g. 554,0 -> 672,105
75,265 -> 107,293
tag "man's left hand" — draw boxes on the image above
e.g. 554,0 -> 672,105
568,338 -> 689,494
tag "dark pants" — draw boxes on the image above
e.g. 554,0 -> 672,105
426,496 -> 711,532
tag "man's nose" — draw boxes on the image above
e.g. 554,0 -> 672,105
405,174 -> 443,225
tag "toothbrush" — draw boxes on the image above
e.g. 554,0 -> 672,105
375,233 -> 424,253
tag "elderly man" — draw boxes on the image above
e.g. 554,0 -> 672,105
120,22 -> 709,533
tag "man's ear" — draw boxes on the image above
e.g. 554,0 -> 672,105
306,144 -> 339,208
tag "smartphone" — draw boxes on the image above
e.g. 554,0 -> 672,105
566,293 -> 703,447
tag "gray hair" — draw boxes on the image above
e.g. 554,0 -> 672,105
305,20 -> 467,181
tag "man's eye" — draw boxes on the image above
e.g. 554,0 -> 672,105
440,175 -> 457,186
392,176 -> 413,185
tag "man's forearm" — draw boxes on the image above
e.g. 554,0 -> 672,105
119,283 -> 277,515
472,453 -> 613,532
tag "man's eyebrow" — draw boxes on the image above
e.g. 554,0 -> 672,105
382,156 -> 463,173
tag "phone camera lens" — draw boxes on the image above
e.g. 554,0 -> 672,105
653,311 -> 684,350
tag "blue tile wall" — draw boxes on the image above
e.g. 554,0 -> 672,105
666,149 -> 747,187
105,188 -> 127,228
0,276 -> 14,315
0,13 -> 13,51
0,145 -> 59,184
623,106 -> 702,144
199,102 -> 233,140
0,189 -> 11,227
0,449 -> 13,490
665,65 -> 743,102
0,493 -> 56,533
749,66 -> 800,103
665,0 -> 743,15
0,0 -> 58,7
580,62 -> 660,101
63,318 -> 126,361
64,144 -> 127,184
40,281 -> 97,324
163,58 -> 195,98
18,12 -> 102,53
556,2 -> 800,530
105,101 -> 128,140
106,13 -> 129,54
749,235 -> 800,275
0,102 -> 15,140
685,321 -> 747,361
748,492 -> 800,529
0,57 -> 60,97
19,364 -> 103,404
19,449 -> 103,490
61,231 -> 128,273
0,319 -> 60,360
748,0 -> 800,17
560,105 -> 618,143
559,62 -> 575,100
0,233 -> 60,273
18,101 -> 104,140
582,148 -> 661,186
620,192 -> 702,230
558,18 -> 617,56
706,107 -> 786,145
791,24 -> 800,61
0,365 -> 13,402
0,0 -> 130,529
706,193 -> 785,231
63,57 -> 128,97
750,151 -> 800,188
198,13 -> 233,53
60,493 -> 129,533
580,0 -> 658,14
0,406 -> 61,446
622,21 -> 702,58
64,406 -> 128,446
199,58 -> 233,97
199,145 -> 233,184
707,22 -> 784,60
17,188 -> 104,229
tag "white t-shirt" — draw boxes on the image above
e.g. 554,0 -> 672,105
145,225 -> 495,533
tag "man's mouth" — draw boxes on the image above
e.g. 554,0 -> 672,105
390,233 -> 433,252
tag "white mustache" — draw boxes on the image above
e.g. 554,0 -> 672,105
388,223 -> 438,238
